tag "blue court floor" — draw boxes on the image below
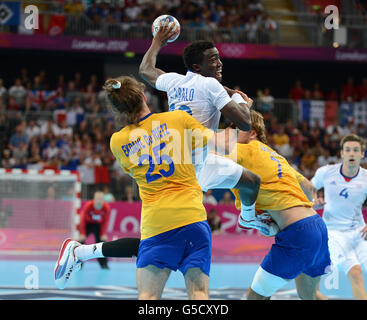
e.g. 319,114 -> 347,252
0,259 -> 364,299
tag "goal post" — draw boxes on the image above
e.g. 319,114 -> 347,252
0,168 -> 81,258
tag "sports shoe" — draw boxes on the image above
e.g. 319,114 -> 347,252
238,215 -> 279,237
54,238 -> 82,289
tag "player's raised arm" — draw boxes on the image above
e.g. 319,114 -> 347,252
139,19 -> 177,88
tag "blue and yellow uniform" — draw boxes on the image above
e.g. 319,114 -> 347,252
229,140 -> 330,282
110,110 -> 214,275
228,140 -> 313,213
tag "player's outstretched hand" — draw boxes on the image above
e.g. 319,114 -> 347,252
153,19 -> 177,47
234,89 -> 253,108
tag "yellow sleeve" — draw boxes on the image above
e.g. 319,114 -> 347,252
290,166 -> 305,184
110,133 -> 131,175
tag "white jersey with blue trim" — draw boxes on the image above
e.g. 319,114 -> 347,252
155,71 -> 232,132
311,163 -> 367,230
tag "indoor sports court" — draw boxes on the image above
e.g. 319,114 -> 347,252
1,0 -> 367,301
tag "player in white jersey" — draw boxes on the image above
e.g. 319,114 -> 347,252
139,18 -> 276,234
304,134 -> 367,299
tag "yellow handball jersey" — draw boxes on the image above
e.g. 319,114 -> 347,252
110,111 -> 214,240
229,140 -> 313,213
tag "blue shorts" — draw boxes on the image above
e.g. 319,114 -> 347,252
261,214 -> 331,279
136,221 -> 212,276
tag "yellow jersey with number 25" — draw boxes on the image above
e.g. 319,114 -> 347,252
110,110 -> 214,240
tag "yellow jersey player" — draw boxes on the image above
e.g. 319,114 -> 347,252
229,110 -> 331,300
54,75 -> 261,299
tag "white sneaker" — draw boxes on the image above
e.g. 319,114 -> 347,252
238,215 -> 279,237
54,238 -> 81,290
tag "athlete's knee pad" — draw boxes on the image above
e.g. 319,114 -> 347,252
250,266 -> 290,297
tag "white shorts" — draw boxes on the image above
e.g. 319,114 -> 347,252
327,226 -> 367,274
195,153 -> 243,192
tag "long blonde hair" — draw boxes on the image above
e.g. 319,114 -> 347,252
103,76 -> 146,126
250,110 -> 267,144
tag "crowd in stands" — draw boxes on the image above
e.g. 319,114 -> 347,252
0,68 -> 367,204
27,0 -> 278,44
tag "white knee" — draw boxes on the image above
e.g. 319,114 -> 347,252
250,267 -> 290,298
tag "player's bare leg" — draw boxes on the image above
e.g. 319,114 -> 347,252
184,267 -> 209,300
295,273 -> 320,300
136,265 -> 171,300
246,288 -> 270,300
315,281 -> 328,300
348,265 -> 367,300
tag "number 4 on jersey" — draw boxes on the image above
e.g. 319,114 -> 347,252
339,187 -> 349,199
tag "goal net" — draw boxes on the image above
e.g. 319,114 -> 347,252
0,169 -> 80,258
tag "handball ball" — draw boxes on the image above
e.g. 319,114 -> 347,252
152,15 -> 180,43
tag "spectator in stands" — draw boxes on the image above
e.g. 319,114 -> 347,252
261,13 -> 277,33
248,0 -> 264,17
43,139 -> 60,161
207,208 -> 223,234
27,142 -> 42,168
202,189 -> 218,205
258,87 -> 274,120
357,123 -> 367,138
84,152 -> 102,169
317,149 -> 338,167
41,118 -> 60,137
64,0 -> 84,15
1,149 -> 16,168
103,185 -> 115,203
73,72 -> 83,91
326,119 -> 344,141
311,83 -> 324,100
342,76 -> 358,102
31,75 -> 44,91
6,96 -> 20,111
8,123 -> 28,151
83,83 -> 97,111
289,80 -> 305,101
66,97 -> 84,127
329,139 -> 339,157
0,78 -> 7,104
58,120 -> 73,137
357,77 -> 367,101
25,119 -> 41,141
12,141 -> 28,165
272,126 -> 289,149
65,81 -> 81,105
299,121 -> 311,142
327,88 -> 339,101
56,74 -> 66,93
219,191 -> 235,205
8,78 -> 27,106
19,68 -> 30,87
343,119 -> 357,136
301,148 -> 316,171
244,15 -> 259,43
123,185 -> 136,203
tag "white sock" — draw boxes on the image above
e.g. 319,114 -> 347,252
240,202 -> 256,221
74,243 -> 104,262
